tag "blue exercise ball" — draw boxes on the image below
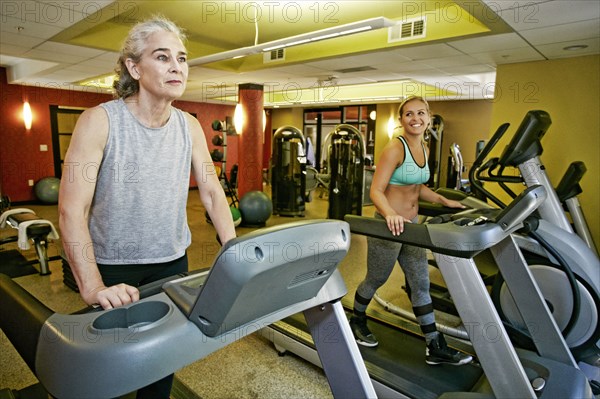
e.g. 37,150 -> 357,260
35,177 -> 60,204
239,191 -> 272,226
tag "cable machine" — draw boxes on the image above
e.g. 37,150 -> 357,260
327,124 -> 364,220
270,126 -> 307,217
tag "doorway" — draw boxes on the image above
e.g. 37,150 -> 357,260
50,106 -> 85,179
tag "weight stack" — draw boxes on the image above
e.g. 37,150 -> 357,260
61,254 -> 79,292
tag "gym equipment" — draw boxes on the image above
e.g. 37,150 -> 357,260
0,189 -> 9,214
265,185 -> 594,398
210,148 -> 223,162
419,110 -> 599,363
270,126 -> 306,217
425,114 -> 444,189
230,205 -> 242,226
473,112 -> 597,255
304,166 -> 329,202
0,208 -> 60,276
34,177 -> 60,204
446,142 -> 469,192
0,220 -> 376,399
211,119 -> 239,207
555,161 -> 597,254
238,190 -> 272,227
327,124 -> 365,220
469,111 -> 599,352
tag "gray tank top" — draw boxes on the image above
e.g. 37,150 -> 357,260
89,99 -> 192,264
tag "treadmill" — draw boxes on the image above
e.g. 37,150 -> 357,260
264,185 -> 593,398
0,220 -> 377,399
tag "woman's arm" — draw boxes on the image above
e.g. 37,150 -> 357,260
188,115 -> 236,246
58,107 -> 139,309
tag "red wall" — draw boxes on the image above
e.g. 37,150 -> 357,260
172,99 -> 238,188
0,67 -> 241,202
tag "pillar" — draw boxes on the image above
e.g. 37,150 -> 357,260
237,83 -> 264,198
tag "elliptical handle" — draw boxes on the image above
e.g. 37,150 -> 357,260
471,122 -> 510,170
492,185 -> 547,231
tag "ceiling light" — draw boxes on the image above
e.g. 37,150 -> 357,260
563,44 -> 588,51
189,17 -> 394,66
78,74 -> 116,89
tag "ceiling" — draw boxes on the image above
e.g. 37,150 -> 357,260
1,0 -> 598,107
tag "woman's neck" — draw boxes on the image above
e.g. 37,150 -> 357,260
401,133 -> 422,147
124,94 -> 172,128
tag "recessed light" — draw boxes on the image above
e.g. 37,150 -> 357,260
563,45 -> 588,51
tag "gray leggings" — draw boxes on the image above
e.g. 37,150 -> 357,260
354,214 -> 436,333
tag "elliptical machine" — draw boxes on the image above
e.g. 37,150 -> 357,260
469,111 -> 599,365
395,111 -> 599,380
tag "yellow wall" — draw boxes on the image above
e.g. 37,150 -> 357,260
374,103 -> 400,161
490,55 -> 599,249
270,107 -> 304,132
425,100 -> 494,186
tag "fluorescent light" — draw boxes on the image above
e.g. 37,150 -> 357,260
189,17 -> 394,66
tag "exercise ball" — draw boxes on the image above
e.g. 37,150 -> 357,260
239,191 -> 272,226
35,177 -> 60,204
230,206 -> 242,227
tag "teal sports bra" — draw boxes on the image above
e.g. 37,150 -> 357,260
389,136 -> 430,186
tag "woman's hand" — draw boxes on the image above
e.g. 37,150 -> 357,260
84,284 -> 140,310
385,214 -> 411,236
441,198 -> 466,209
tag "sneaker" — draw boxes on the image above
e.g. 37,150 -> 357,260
349,316 -> 378,347
426,334 -> 473,366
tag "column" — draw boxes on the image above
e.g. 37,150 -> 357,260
236,83 -> 264,198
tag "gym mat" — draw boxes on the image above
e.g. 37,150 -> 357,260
0,250 -> 37,278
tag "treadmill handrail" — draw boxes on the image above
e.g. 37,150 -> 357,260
346,185 -> 546,257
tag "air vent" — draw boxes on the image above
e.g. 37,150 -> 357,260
334,66 -> 376,74
289,268 -> 330,287
263,48 -> 285,63
388,17 -> 427,42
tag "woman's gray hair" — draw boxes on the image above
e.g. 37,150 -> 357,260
113,16 -> 186,99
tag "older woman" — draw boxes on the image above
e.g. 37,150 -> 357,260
59,16 -> 236,397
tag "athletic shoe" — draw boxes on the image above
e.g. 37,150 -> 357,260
349,316 -> 378,347
426,334 -> 473,365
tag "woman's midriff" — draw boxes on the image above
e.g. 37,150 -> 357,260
384,184 -> 420,220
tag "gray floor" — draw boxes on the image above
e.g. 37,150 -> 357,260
0,186 -> 450,398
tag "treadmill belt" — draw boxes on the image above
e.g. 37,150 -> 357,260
279,312 -> 483,399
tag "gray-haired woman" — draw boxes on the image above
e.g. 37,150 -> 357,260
59,16 -> 236,398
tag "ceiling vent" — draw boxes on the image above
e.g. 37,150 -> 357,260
264,48 -> 285,63
335,66 -> 376,74
388,17 -> 426,42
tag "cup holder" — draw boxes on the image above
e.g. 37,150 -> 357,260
92,301 -> 171,331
